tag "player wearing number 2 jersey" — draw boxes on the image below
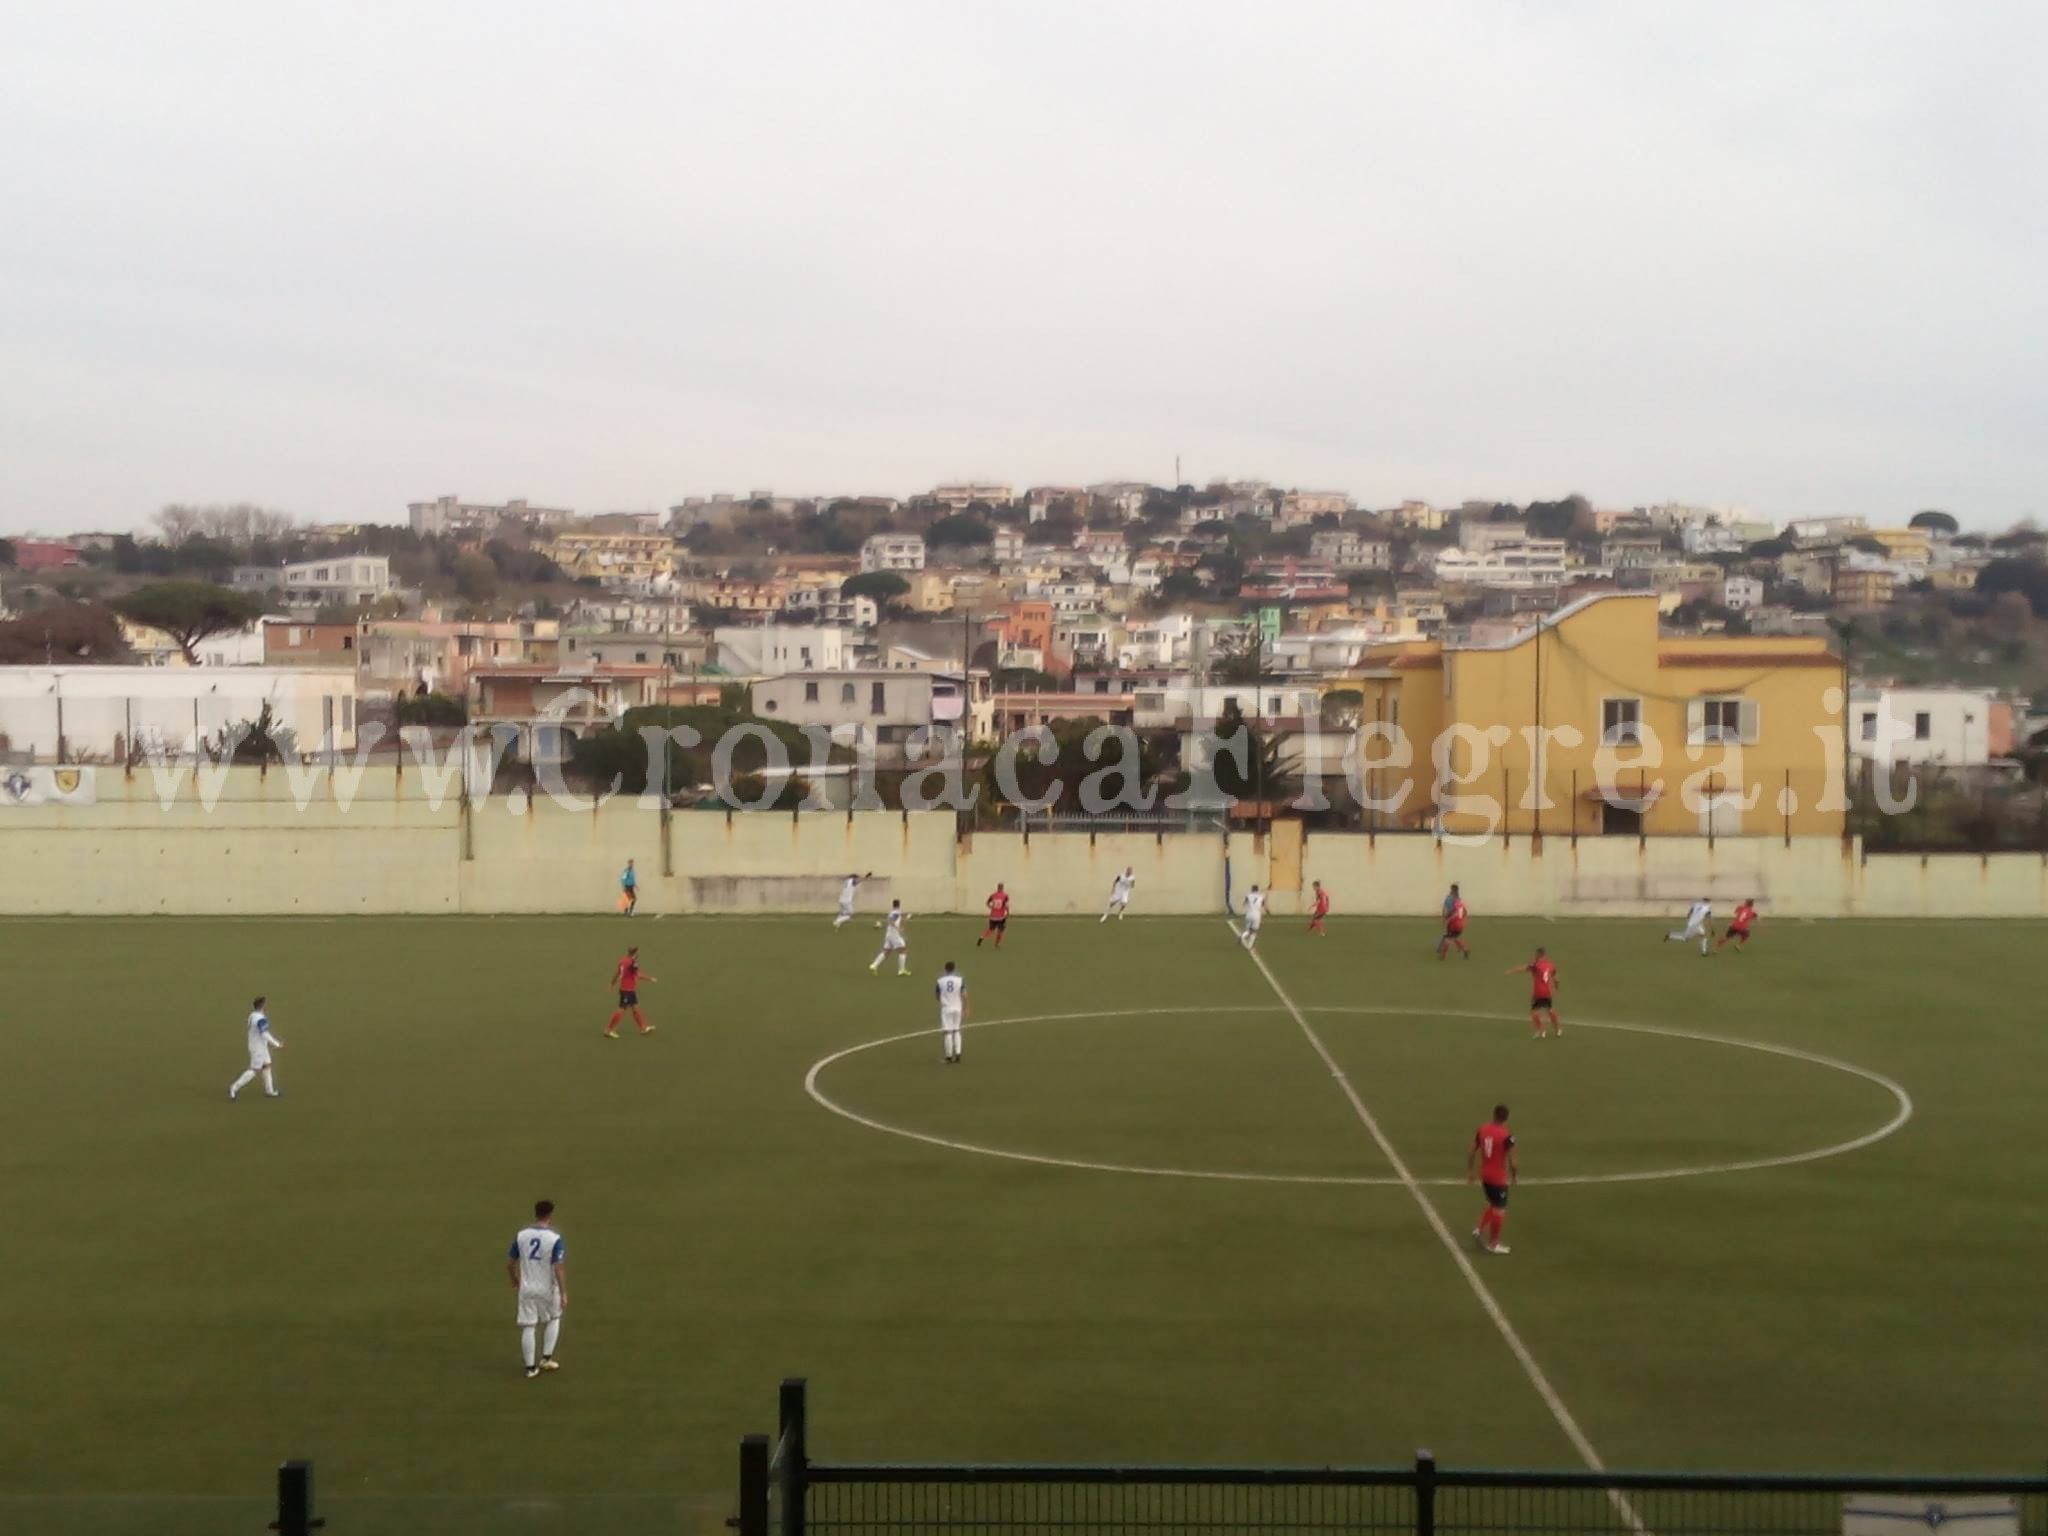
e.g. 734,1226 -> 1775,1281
507,1200 -> 568,1378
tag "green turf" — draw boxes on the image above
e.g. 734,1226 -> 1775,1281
2,909 -> 2044,1533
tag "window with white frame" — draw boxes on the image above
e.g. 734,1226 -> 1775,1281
1688,695 -> 1759,745
1601,697 -> 1643,746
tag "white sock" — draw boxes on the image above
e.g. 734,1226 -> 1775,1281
869,955 -> 882,969
944,1028 -> 961,1059
897,958 -> 908,973
834,914 -> 848,927
260,1067 -> 276,1095
231,1069 -> 256,1094
542,1319 -> 560,1357
521,1326 -> 537,1368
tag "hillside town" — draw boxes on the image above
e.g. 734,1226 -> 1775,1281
2,482 -> 2044,842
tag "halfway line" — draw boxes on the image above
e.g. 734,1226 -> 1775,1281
1231,924 -> 1647,1533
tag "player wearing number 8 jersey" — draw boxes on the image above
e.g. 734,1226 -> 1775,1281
935,961 -> 968,1064
507,1199 -> 568,1378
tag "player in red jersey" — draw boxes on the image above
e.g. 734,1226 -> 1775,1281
976,883 -> 1011,948
1507,946 -> 1560,1037
605,947 -> 657,1038
1714,897 -> 1759,953
1308,880 -> 1331,936
1436,884 -> 1470,959
1466,1104 -> 1518,1255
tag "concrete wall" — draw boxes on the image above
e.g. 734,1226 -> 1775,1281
1,765 -> 2045,918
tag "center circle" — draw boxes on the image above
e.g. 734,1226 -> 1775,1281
804,1006 -> 1914,1188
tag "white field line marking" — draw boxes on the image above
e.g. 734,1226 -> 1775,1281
804,1008 -> 1912,1189
1235,928 -> 1644,1526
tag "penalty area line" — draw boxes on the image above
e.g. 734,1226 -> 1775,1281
1232,926 -> 1646,1532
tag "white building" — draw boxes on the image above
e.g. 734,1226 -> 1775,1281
0,665 -> 359,762
239,555 -> 393,608
1309,530 -> 1392,570
1428,541 -> 1569,589
929,483 -> 1013,511
990,527 -> 1028,563
407,496 -> 576,537
1720,575 -> 1765,612
860,534 -> 927,574
783,586 -> 879,628
1115,614 -> 1193,670
1849,686 -> 1994,768
1130,680 -> 1323,732
1273,490 -> 1352,529
750,668 -> 990,758
712,625 -> 850,676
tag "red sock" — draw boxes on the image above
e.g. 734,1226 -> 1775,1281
606,1011 -> 623,1030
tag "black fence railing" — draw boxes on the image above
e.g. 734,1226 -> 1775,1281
739,1379 -> 2048,1536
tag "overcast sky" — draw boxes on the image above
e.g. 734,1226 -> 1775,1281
2,2 -> 2042,534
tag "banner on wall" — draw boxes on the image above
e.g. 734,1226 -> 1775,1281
0,766 -> 97,807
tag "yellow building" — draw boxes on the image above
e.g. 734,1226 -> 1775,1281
1340,593 -> 1844,839
902,569 -> 958,614
1864,528 -> 1932,564
543,532 -> 676,584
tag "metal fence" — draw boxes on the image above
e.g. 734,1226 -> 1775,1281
739,1380 -> 2048,1536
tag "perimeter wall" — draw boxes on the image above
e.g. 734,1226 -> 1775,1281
0,766 -> 2043,919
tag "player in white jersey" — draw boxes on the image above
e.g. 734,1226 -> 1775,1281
1238,885 -> 1266,950
228,996 -> 283,1100
868,900 -> 911,975
507,1199 -> 568,1379
833,871 -> 873,928
1100,867 -> 1136,922
1665,897 -> 1713,954
935,960 -> 968,1063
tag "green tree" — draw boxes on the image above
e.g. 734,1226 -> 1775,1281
1208,700 -> 1294,806
0,538 -> 14,567
1908,510 -> 1960,536
113,582 -> 266,665
0,601 -> 131,663
453,552 -> 499,605
841,571 -> 910,605
926,513 -> 989,547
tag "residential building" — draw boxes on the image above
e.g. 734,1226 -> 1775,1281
1350,592 -> 1843,837
559,630 -> 707,676
992,690 -> 1135,735
1309,530 -> 1392,571
360,618 -> 552,698
783,585 -> 878,627
861,533 -> 927,574
1720,575 -> 1765,612
407,496 -> 576,537
1459,519 -> 1529,554
1130,680 -> 1323,732
261,555 -> 393,608
544,532 -> 676,591
1388,500 -> 1446,531
1115,614 -> 1193,670
713,625 -> 850,676
11,540 -> 84,571
466,663 -> 664,764
1786,515 -> 1867,547
1849,686 -> 1993,768
901,570 -> 958,614
1682,521 -> 1776,556
688,575 -> 790,615
1086,481 -> 1153,518
264,620 -> 359,669
0,665 -> 359,762
1863,529 -> 1933,569
1429,541 -> 1569,589
929,483 -> 1013,511
1274,490 -> 1352,529
1600,536 -> 1671,570
990,527 -> 1028,563
1833,566 -> 1896,611
750,668 -> 991,757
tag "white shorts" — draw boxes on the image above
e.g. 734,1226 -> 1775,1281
516,1290 -> 561,1327
1243,915 -> 1263,933
1110,894 -> 1130,909
837,902 -> 854,918
882,930 -> 907,952
939,1006 -> 964,1030
247,1046 -> 272,1070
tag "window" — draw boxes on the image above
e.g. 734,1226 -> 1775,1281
870,681 -> 887,715
804,681 -> 819,703
1860,712 -> 1877,742
1914,711 -> 1931,741
1601,698 -> 1643,746
841,683 -> 856,705
342,634 -> 354,650
342,698 -> 355,732
287,627 -> 301,646
634,651 -> 648,664
1688,695 -> 1759,745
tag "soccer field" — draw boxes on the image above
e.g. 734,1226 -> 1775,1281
3,909 -> 2045,1533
